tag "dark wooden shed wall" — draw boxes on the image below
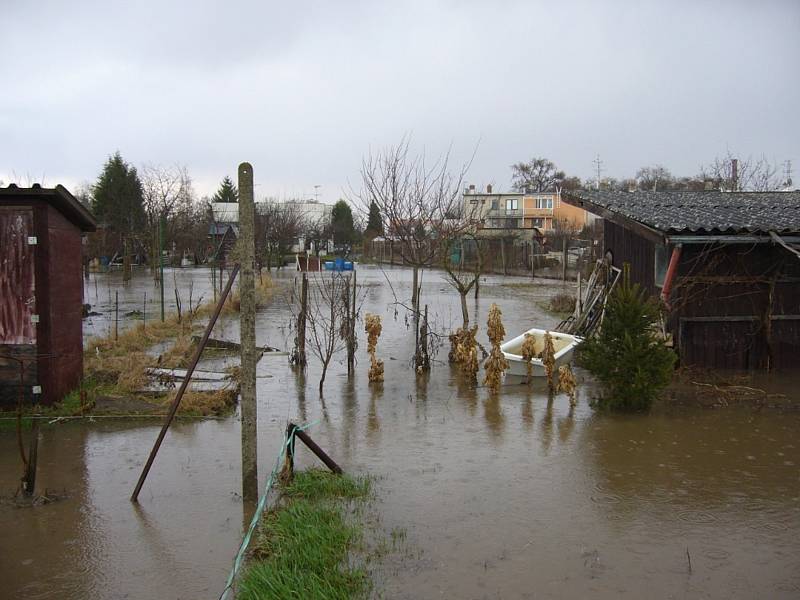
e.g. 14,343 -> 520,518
0,197 -> 86,406
670,243 -> 800,370
38,203 -> 85,404
602,220 -> 656,295
599,220 -> 800,370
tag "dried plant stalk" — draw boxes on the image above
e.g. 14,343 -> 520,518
450,326 -> 479,382
483,304 -> 508,391
520,333 -> 537,382
557,364 -> 577,406
542,331 -> 556,391
365,313 -> 384,382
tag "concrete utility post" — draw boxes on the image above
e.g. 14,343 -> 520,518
238,162 -> 258,501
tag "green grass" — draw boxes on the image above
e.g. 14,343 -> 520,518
238,469 -> 372,600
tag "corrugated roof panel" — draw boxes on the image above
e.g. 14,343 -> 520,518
564,191 -> 800,234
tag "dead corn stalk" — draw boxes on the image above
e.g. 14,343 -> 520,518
365,313 -> 384,382
483,303 -> 508,391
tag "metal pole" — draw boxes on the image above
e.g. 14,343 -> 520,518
131,264 -> 240,502
159,216 -> 165,322
290,423 -> 342,474
115,291 -> 119,341
238,162 -> 258,502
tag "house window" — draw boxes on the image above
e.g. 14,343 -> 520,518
505,199 -> 518,211
535,196 -> 553,209
491,199 -> 498,210
532,218 -> 543,227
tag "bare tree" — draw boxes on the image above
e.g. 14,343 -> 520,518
353,138 -> 475,370
700,150 -> 782,191
255,200 -> 305,269
511,157 -> 566,192
441,229 -> 488,329
302,213 -> 333,257
140,164 -> 193,269
305,273 -> 348,396
635,165 -> 675,191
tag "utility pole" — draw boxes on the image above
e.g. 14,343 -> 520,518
314,184 -> 321,203
238,162 -> 258,502
593,154 -> 604,190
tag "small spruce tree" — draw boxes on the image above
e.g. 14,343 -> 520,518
578,269 -> 675,410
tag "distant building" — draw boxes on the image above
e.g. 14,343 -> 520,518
282,199 -> 333,254
463,184 -> 589,233
208,202 -> 239,264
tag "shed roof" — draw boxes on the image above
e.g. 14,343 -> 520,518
0,184 -> 97,231
563,190 -> 800,236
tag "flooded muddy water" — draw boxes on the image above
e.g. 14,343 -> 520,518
2,265 -> 799,599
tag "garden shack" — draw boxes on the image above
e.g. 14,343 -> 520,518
0,184 -> 97,406
563,190 -> 800,370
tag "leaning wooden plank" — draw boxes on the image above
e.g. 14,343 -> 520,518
137,380 -> 235,394
146,367 -> 229,381
190,335 -> 282,353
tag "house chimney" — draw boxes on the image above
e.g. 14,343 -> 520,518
731,158 -> 739,191
468,184 -> 475,194
486,184 -> 492,194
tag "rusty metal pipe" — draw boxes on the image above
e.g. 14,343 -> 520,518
660,244 -> 682,309
131,263 -> 240,502
290,422 -> 343,474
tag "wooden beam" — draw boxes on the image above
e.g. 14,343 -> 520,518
770,231 -> 800,260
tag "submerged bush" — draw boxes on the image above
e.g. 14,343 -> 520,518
548,293 -> 576,314
578,273 -> 675,410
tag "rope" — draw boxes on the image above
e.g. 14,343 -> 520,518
218,420 -> 318,600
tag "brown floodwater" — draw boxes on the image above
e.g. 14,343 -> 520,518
1,265 -> 798,599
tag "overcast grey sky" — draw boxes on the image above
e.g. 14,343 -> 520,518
2,0 -> 798,202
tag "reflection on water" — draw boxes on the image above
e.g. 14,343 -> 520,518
1,265 -> 799,599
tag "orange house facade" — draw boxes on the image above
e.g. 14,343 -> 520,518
463,184 -> 590,233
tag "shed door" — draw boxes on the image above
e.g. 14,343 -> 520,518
0,209 -> 36,344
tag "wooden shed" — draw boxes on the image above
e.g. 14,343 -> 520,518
0,184 -> 97,406
563,190 -> 800,370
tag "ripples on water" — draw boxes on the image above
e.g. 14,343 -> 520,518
0,266 -> 798,599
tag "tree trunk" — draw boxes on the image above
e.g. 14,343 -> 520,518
123,236 -> 132,282
460,290 -> 469,329
319,362 -> 328,397
152,225 -> 159,281
412,266 -> 419,319
474,275 -> 480,299
296,272 -> 308,367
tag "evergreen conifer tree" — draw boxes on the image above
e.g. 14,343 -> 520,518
578,268 -> 675,410
331,199 -> 355,244
366,199 -> 383,235
213,176 -> 239,203
92,152 -> 146,237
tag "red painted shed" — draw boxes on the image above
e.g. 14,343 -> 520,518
0,184 -> 97,406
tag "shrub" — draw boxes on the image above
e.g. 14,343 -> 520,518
549,293 -> 576,314
577,272 -> 675,410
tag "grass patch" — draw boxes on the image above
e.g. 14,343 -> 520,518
238,469 -> 372,600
